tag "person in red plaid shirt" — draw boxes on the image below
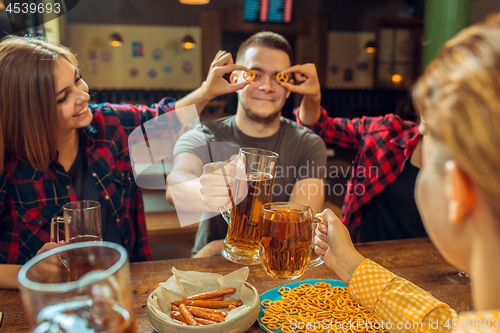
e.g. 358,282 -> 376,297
0,37 -> 244,288
282,65 -> 425,243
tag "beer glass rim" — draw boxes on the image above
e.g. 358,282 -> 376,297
261,202 -> 311,212
63,200 -> 100,211
18,241 -> 127,293
239,147 -> 279,158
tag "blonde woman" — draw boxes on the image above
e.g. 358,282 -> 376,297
316,12 -> 500,331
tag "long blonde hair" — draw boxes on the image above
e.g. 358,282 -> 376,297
413,12 -> 500,213
0,36 -> 78,172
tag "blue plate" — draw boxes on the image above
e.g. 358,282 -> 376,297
257,279 -> 348,333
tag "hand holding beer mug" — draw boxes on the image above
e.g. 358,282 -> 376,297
18,242 -> 135,333
200,159 -> 238,212
51,200 -> 102,244
220,148 -> 278,265
259,202 -> 323,279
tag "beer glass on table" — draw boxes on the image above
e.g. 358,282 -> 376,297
220,148 -> 278,265
51,200 -> 102,244
18,241 -> 136,333
259,202 -> 323,280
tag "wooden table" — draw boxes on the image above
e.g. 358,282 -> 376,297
0,238 -> 472,332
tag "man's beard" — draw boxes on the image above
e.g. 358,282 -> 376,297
240,98 -> 281,124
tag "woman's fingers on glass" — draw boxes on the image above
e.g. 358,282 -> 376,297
36,242 -> 60,255
315,245 -> 327,257
314,235 -> 329,252
315,228 -> 328,243
30,253 -> 65,282
316,221 -> 327,235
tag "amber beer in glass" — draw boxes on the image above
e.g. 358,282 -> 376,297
18,242 -> 136,332
221,148 -> 278,265
259,202 -> 323,279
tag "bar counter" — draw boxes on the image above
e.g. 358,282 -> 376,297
0,237 -> 472,332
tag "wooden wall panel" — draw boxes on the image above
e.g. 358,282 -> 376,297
200,7 -> 328,87
200,10 -> 223,77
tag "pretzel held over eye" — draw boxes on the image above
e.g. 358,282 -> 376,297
243,70 -> 256,81
276,72 -> 289,84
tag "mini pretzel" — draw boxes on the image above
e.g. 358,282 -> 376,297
276,72 -> 289,83
243,70 -> 256,81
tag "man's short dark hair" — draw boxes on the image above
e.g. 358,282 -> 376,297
235,31 -> 293,64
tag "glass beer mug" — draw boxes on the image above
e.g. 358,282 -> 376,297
259,202 -> 323,279
220,147 -> 279,265
51,200 -> 102,244
18,242 -> 136,333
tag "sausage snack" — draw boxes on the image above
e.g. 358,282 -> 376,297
172,299 -> 243,308
194,318 -> 217,325
187,306 -> 228,318
178,304 -> 199,326
202,296 -> 224,301
184,287 -> 236,301
171,310 -> 221,326
188,307 -> 226,323
170,303 -> 238,326
170,311 -> 188,324
147,267 -> 258,332
169,286 -> 244,327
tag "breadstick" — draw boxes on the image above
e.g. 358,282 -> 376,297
171,311 -> 187,324
188,307 -> 225,323
172,318 -> 187,325
187,306 -> 228,317
172,299 -> 243,308
178,304 -> 199,326
195,318 -> 217,325
171,304 -> 180,312
184,288 -> 236,301
228,304 -> 237,311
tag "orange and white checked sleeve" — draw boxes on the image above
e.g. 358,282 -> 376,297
455,311 -> 500,333
347,259 -> 458,333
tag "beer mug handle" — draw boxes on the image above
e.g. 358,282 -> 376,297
50,216 -> 65,243
220,207 -> 232,225
308,217 -> 324,267
219,154 -> 240,225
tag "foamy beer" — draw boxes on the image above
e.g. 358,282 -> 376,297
259,202 -> 323,279
220,148 -> 278,265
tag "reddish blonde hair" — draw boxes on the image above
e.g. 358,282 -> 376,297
413,12 -> 500,212
0,36 -> 78,172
